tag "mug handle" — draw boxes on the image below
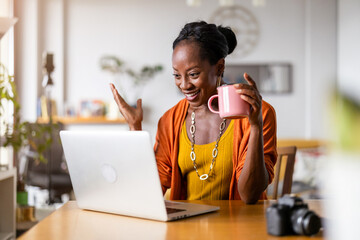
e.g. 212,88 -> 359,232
208,95 -> 219,114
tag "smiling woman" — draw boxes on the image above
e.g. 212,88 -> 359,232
110,21 -> 277,203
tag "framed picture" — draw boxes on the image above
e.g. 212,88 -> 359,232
79,100 -> 106,117
224,63 -> 292,94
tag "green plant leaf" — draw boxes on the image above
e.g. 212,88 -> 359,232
1,61 -> 54,165
332,92 -> 360,153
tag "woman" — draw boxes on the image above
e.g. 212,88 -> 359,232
110,21 -> 277,204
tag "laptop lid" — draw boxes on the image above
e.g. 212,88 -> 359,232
60,130 -> 169,221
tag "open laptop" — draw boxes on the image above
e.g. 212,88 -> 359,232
60,130 -> 219,221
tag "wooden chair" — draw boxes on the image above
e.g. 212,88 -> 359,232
267,146 -> 297,199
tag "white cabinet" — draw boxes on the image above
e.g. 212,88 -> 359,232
0,169 -> 16,240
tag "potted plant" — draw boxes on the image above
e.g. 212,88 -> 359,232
1,61 -> 56,207
1,62 -> 54,163
99,55 -> 163,105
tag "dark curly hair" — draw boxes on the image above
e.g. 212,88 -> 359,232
173,21 -> 237,65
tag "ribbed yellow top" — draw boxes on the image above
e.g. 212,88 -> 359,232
178,119 -> 234,200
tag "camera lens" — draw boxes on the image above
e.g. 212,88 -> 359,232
291,208 -> 321,236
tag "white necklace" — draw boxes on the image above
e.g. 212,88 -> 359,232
189,111 -> 227,180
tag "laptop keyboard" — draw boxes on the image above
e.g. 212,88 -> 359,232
165,201 -> 184,207
166,207 -> 186,214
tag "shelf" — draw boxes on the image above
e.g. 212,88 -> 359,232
0,232 -> 14,240
37,116 -> 127,125
0,168 -> 16,181
277,139 -> 327,149
0,168 -> 16,240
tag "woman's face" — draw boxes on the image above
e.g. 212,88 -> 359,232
172,41 -> 221,108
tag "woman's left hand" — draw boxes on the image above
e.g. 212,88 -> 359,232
234,72 -> 263,127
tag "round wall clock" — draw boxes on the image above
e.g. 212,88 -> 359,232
209,5 -> 260,58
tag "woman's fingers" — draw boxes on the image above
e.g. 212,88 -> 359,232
240,94 -> 260,111
110,84 -> 129,118
110,83 -> 134,118
136,98 -> 142,110
110,84 -> 127,108
109,83 -> 143,130
136,99 -> 143,122
236,88 -> 261,102
234,73 -> 262,102
243,72 -> 259,92
233,73 -> 263,126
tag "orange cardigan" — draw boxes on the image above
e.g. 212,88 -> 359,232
154,99 -> 277,200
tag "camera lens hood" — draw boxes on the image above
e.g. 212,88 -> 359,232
302,211 -> 321,236
291,208 -> 321,236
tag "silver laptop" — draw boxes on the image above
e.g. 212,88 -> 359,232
60,130 -> 219,221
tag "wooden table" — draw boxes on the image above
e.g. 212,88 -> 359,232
18,200 -> 324,240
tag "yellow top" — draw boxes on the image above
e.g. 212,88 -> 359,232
178,119 -> 234,200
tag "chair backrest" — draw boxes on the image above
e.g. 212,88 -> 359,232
23,122 -> 72,201
25,122 -> 65,173
267,146 -> 297,199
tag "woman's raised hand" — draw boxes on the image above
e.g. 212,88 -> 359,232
110,83 -> 143,131
234,73 -> 263,128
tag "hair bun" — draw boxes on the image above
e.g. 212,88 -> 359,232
217,26 -> 237,55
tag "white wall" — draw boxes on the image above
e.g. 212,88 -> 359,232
305,0 -> 337,139
15,0 -> 65,118
338,0 -> 360,102
14,0 -> 39,121
15,0 -> 338,140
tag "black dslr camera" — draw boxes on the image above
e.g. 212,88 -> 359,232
266,195 -> 322,236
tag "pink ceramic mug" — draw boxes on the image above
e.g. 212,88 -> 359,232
208,85 -> 250,119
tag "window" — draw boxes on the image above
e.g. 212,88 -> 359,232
0,0 -> 15,169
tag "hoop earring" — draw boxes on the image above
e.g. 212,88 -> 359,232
216,76 -> 222,87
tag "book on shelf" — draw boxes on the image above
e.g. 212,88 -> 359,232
39,96 -> 57,119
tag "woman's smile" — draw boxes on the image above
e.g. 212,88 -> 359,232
184,90 -> 200,101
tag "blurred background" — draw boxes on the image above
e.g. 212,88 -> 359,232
10,0 -> 350,139
1,0 -> 360,238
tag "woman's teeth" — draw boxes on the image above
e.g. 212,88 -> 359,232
186,92 -> 198,97
185,91 -> 200,100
